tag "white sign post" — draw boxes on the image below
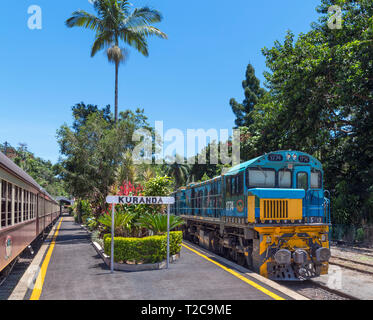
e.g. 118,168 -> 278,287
106,196 -> 175,273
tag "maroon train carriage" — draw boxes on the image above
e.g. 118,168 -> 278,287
0,151 -> 60,273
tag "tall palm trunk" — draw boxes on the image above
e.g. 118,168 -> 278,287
115,60 -> 119,123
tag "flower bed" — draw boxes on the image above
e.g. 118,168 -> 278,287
103,231 -> 182,264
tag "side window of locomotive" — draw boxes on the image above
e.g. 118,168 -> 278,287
231,177 -> 236,195
296,172 -> 308,190
226,178 -> 231,197
278,169 -> 292,188
246,168 -> 275,188
236,172 -> 244,195
311,170 -> 322,189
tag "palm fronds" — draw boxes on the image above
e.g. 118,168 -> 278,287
137,213 -> 184,235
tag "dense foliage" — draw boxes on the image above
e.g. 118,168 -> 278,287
231,0 -> 373,225
0,143 -> 68,197
138,213 -> 185,235
57,103 -> 151,212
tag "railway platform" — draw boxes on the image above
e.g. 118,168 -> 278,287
9,214 -> 306,300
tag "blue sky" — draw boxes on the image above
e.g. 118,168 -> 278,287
0,0 -> 321,163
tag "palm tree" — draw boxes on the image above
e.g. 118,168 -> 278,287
137,213 -> 185,235
65,0 -> 167,123
164,155 -> 190,188
115,150 -> 137,186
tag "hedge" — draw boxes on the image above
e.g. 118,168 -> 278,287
103,231 -> 182,264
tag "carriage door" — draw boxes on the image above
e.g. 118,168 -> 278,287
293,165 -> 310,220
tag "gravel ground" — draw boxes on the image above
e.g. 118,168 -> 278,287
279,280 -> 349,300
332,246 -> 373,265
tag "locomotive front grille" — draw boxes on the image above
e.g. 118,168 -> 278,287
263,200 -> 288,219
260,199 -> 302,221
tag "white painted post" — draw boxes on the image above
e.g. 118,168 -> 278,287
111,204 -> 114,273
167,204 -> 170,269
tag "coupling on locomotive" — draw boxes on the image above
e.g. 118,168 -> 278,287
171,150 -> 331,281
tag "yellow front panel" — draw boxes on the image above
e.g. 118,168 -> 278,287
247,196 -> 255,223
260,199 -> 302,220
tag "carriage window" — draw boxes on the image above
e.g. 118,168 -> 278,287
14,186 -> 19,224
1,180 -> 7,227
311,170 -> 322,189
246,168 -> 275,188
279,169 -> 292,188
24,191 -> 29,221
19,189 -> 23,222
7,183 -> 12,226
296,172 -> 308,190
30,193 -> 34,219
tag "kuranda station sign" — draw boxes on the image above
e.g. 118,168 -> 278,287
106,196 -> 175,205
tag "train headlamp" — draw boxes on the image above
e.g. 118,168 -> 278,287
286,153 -> 291,160
292,154 -> 297,161
274,249 -> 291,265
293,249 -> 308,264
316,247 -> 331,262
266,236 -> 272,243
321,234 -> 327,242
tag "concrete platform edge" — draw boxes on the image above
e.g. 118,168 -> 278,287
183,240 -> 309,301
8,217 -> 61,300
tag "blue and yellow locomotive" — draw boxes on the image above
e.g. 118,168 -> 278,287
171,150 -> 331,280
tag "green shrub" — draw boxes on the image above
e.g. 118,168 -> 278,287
356,228 -> 365,242
104,231 -> 182,264
137,213 -> 185,235
98,210 -> 135,236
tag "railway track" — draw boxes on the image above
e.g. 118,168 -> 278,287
329,256 -> 373,275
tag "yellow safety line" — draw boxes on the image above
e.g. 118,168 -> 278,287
181,243 -> 285,300
30,218 -> 63,300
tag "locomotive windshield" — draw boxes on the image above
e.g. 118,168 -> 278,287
296,172 -> 308,190
279,169 -> 292,188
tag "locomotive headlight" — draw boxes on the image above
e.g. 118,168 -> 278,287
274,249 -> 291,265
293,249 -> 308,264
316,247 -> 331,262
292,154 -> 297,161
321,234 -> 327,242
266,236 -> 272,243
286,153 -> 291,160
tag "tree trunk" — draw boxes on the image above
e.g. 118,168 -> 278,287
115,61 -> 119,123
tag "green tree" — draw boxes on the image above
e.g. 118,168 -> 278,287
163,155 -> 190,188
57,106 -> 150,213
65,0 -> 167,123
245,0 -> 373,224
229,63 -> 266,128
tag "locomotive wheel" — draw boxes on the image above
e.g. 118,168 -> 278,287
237,253 -> 246,266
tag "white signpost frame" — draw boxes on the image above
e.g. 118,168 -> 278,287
105,196 -> 175,273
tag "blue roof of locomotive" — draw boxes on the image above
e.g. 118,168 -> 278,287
225,150 -> 322,176
179,151 -> 322,191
